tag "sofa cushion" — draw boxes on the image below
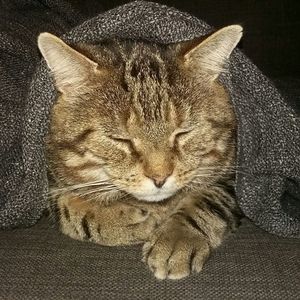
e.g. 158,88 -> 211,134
0,218 -> 299,299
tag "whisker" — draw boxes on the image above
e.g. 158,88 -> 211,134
48,180 -> 116,196
76,187 -> 117,198
193,173 -> 218,177
81,189 -> 124,203
117,192 -> 131,201
49,181 -> 111,193
194,166 -> 252,177
52,178 -> 112,189
196,165 -> 249,172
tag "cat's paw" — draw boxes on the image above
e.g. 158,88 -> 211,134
59,197 -> 158,246
142,217 -> 210,280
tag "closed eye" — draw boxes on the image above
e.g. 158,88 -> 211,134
109,135 -> 134,148
170,128 -> 194,145
175,129 -> 192,139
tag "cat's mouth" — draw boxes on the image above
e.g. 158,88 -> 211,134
128,176 -> 178,202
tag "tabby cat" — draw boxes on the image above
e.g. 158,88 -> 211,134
38,25 -> 243,280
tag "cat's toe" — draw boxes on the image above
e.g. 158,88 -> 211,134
143,239 -> 172,279
119,205 -> 150,224
143,227 -> 210,280
190,243 -> 210,273
166,244 -> 193,279
129,207 -> 149,222
168,240 -> 210,279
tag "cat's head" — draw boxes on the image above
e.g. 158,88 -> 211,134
38,25 -> 242,202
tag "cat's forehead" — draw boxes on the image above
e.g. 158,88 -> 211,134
124,42 -> 167,79
105,41 -> 182,127
86,39 -> 170,72
84,40 -> 205,130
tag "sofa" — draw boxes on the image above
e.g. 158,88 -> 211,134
0,1 -> 299,299
0,216 -> 299,299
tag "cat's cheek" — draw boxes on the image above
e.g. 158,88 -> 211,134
77,167 -> 109,182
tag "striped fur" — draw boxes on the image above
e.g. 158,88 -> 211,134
40,25 -> 243,280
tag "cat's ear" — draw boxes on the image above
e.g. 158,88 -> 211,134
182,25 -> 243,81
38,32 -> 99,93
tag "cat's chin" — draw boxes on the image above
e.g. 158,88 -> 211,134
134,193 -> 174,202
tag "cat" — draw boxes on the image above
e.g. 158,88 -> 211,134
38,24 -> 243,280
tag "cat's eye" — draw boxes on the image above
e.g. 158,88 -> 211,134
109,135 -> 134,148
170,128 -> 194,146
173,128 -> 193,139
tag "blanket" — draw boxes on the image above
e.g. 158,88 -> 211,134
0,0 -> 299,237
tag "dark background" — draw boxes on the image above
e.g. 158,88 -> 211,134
70,0 -> 300,79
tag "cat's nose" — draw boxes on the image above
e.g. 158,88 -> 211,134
151,175 -> 169,188
143,157 -> 174,188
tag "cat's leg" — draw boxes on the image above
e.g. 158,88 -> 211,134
142,185 -> 241,280
51,194 -> 158,246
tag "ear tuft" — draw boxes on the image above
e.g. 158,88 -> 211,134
38,32 -> 99,93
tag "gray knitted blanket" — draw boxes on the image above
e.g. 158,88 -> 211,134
0,1 -> 299,237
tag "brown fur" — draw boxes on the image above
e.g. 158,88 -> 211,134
39,25 -> 243,280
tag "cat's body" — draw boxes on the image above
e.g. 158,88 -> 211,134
39,25 -> 243,280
